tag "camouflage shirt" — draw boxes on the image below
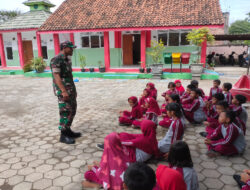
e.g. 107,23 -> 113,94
50,53 -> 76,96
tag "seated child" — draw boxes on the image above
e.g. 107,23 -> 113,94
233,169 -> 250,190
139,89 -> 150,114
146,82 -> 157,100
230,94 -> 248,124
181,84 -> 196,101
156,165 -> 187,190
119,96 -> 143,126
83,121 -> 159,189
159,94 -> 182,128
205,111 -> 246,157
191,80 -> 205,98
175,80 -> 185,96
168,141 -> 199,190
133,97 -> 161,128
161,82 -> 178,98
158,103 -> 184,154
208,79 -> 222,100
183,89 -> 206,124
124,162 -> 156,190
222,82 -> 233,104
204,93 -> 225,119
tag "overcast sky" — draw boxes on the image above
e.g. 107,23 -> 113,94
1,0 -> 249,24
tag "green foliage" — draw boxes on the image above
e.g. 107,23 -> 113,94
244,40 -> 250,45
23,63 -> 33,73
78,53 -> 86,69
98,61 -> 104,68
229,20 -> 250,34
0,10 -> 21,22
186,27 -> 215,46
31,57 -> 46,73
146,40 -> 165,64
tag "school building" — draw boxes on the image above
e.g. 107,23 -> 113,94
0,0 -> 224,72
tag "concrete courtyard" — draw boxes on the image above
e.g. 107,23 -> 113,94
0,74 -> 249,190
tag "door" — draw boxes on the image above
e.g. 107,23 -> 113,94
132,34 -> 141,65
23,41 -> 34,65
122,35 -> 133,65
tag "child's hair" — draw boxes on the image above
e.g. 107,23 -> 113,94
190,80 -> 199,87
212,93 -> 225,101
166,103 -> 182,118
168,82 -> 176,88
169,94 -> 180,104
124,162 -> 156,190
196,88 -> 203,97
214,79 -> 221,85
224,110 -> 236,123
235,95 -> 247,105
190,88 -> 200,96
216,101 -> 229,109
187,84 -> 196,90
168,141 -> 193,168
223,83 -> 232,91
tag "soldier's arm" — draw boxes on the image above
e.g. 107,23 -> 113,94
53,73 -> 67,93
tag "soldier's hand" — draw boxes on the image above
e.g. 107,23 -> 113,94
62,91 -> 69,101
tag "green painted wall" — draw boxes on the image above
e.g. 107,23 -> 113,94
30,4 -> 50,11
6,51 -> 19,66
146,46 -> 200,68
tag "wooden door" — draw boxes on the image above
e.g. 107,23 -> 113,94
23,41 -> 34,65
122,35 -> 133,65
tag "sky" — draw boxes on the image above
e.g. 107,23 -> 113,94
0,0 -> 249,24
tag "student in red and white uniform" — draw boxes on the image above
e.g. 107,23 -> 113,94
146,82 -> 157,100
190,80 -> 205,98
222,82 -> 233,104
230,94 -> 248,124
139,89 -> 150,114
158,103 -> 184,154
204,93 -> 225,119
162,82 -> 178,98
205,111 -> 246,157
208,79 -> 223,100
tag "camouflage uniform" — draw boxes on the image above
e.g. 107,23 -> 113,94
50,54 -> 77,131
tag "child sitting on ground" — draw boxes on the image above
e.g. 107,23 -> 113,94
119,96 -> 142,126
84,120 -> 159,189
146,82 -> 157,100
230,94 -> 248,124
133,97 -> 161,128
159,94 -> 183,128
139,89 -> 150,114
158,103 -> 184,156
183,89 -> 206,124
181,84 -> 196,101
191,80 -> 205,98
175,80 -> 185,96
161,82 -> 178,98
168,141 -> 199,190
233,169 -> 250,190
222,82 -> 233,104
205,111 -> 246,157
204,93 -> 225,119
124,162 -> 157,190
208,79 -> 222,100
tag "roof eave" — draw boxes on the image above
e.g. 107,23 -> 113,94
0,28 -> 38,33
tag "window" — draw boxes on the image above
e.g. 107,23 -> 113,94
158,33 -> 167,45
42,46 -> 48,59
81,36 -> 90,47
169,33 -> 179,46
81,33 -> 104,48
34,4 -> 38,9
91,36 -> 99,48
6,47 -> 13,60
180,33 -> 189,45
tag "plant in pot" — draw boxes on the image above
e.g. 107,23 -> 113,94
79,54 -> 86,72
31,57 -> 46,73
146,39 -> 165,77
98,61 -> 105,72
186,27 -> 215,77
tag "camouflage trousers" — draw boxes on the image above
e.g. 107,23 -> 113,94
57,94 -> 77,131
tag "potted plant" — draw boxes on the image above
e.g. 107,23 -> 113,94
186,27 -> 215,76
23,62 -> 33,73
98,61 -> 105,72
31,57 -> 46,73
146,40 -> 165,77
79,54 -> 86,72
89,68 -> 95,72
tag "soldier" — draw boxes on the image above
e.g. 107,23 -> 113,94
50,41 -> 81,144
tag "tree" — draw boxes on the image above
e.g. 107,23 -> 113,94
0,10 -> 21,23
229,20 -> 250,34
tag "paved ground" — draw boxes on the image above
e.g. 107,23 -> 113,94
0,75 -> 249,190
